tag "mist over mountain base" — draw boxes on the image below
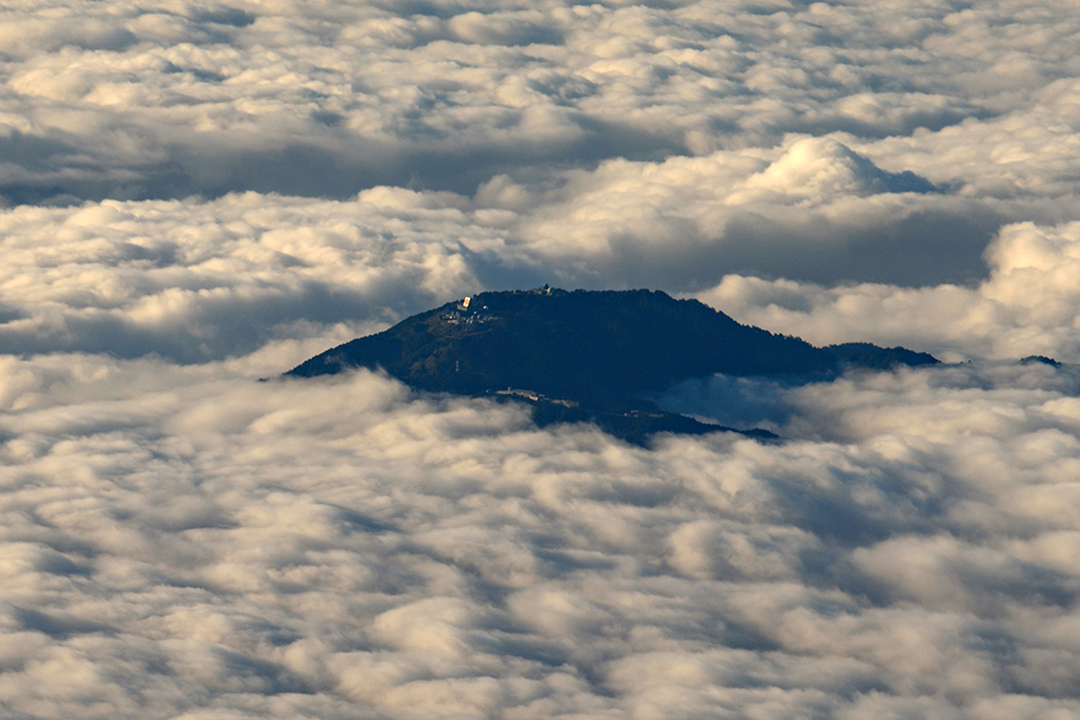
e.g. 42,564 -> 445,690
1,353 -> 1080,719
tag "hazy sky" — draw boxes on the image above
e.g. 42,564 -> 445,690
4,1 -> 1080,718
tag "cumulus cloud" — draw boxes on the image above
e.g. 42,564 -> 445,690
5,188 -> 1080,371
0,159 -> 975,365
0,0 -> 1071,218
2,355 -> 1080,718
0,190 -> 510,362
0,0 -> 1079,291
5,0 -> 1080,716
499,134 -> 999,287
697,220 -> 1080,363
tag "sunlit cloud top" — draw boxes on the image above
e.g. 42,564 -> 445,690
4,1 -> 1080,719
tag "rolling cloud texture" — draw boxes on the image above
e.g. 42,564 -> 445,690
4,0 -> 1080,718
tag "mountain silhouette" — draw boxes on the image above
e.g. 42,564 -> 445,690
285,287 -> 937,443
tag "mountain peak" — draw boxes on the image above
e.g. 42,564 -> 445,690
285,288 -> 937,443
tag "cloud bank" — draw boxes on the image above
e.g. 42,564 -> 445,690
4,356 -> 1080,719
3,0 -> 1080,285
698,220 -> 1080,364
4,0 -> 1080,718
0,0 -> 1075,213
2,190 -> 1080,365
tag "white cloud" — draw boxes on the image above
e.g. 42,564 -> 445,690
0,0 -> 1070,227
1,0 -> 1080,295
0,191 -> 504,363
501,134 -> 986,287
0,167 -> 990,366
4,0 -> 1080,716
697,220 -> 1080,363
0,354 -> 1078,717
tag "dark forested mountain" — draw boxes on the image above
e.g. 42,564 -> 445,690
286,287 -> 938,443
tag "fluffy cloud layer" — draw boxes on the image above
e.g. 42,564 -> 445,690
0,190 -> 500,363
0,142 -> 954,366
4,0 -> 1080,288
4,194 -> 1080,716
5,0 -> 1080,717
699,219 -> 1080,363
3,188 -> 1080,365
3,355 -> 1080,719
0,0 -> 1076,212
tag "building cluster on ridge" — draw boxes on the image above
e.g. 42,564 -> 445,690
494,388 -> 579,408
443,285 -> 561,326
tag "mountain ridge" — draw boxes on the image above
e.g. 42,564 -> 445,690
285,287 -> 938,443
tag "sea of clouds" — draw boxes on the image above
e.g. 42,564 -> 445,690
5,0 -> 1080,718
